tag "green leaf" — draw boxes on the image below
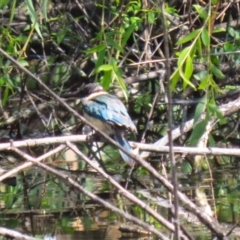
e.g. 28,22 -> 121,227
85,44 -> 106,54
196,37 -> 202,57
208,133 -> 215,147
212,0 -> 219,5
171,70 -> 180,91
112,62 -> 128,100
188,119 -> 208,146
207,103 -> 226,124
211,55 -> 220,65
194,70 -> 208,81
224,42 -> 234,52
3,87 -> 9,106
212,27 -> 226,33
193,95 -> 207,124
178,47 -> 195,89
198,76 -> 208,90
101,70 -> 112,90
42,0 -> 48,21
24,0 -> 43,39
185,55 -> 193,80
176,29 -> 200,45
179,68 -> 195,89
5,74 -> 14,88
122,24 -> 135,48
181,161 -> 192,174
7,39 -> 14,53
177,47 -> 190,66
56,28 -> 68,44
183,55 -> 193,89
97,64 -> 113,72
107,35 -> 123,52
148,11 -> 155,24
0,0 -> 10,9
211,64 -> 225,79
130,16 -> 141,26
15,35 -> 28,43
165,6 -> 178,15
9,0 -> 16,25
228,27 -> 237,38
201,28 -> 210,46
193,4 -> 208,19
0,77 -> 5,87
95,47 -> 106,70
18,60 -> 29,67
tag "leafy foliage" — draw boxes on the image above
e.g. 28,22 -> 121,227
1,0 -> 240,237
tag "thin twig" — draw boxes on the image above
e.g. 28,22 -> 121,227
10,146 -> 170,240
66,141 -> 190,239
160,1 -> 180,238
141,95 -> 240,159
0,46 -> 225,238
0,135 -> 240,156
0,227 -> 40,240
141,92 -> 159,142
0,144 -> 66,182
0,135 -> 87,149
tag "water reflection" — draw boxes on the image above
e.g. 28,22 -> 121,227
0,213 -> 157,240
1,163 -> 240,239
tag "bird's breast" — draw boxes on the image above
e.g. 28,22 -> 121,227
83,112 -> 114,135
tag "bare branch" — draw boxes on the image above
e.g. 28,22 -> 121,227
10,146 -> 170,240
66,142 -> 190,239
0,144 -> 66,182
0,227 -> 40,240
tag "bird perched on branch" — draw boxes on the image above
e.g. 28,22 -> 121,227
79,83 -> 137,166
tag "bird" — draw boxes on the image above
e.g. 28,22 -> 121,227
79,83 -> 137,166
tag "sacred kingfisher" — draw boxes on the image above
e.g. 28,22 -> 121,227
79,83 -> 136,166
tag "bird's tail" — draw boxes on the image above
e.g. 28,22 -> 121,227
114,129 -> 135,166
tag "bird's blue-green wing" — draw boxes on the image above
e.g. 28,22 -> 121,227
82,94 -> 135,131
